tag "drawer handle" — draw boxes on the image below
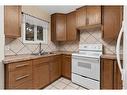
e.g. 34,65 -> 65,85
16,74 -> 29,81
15,64 -> 29,68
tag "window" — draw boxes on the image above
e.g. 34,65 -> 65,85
22,13 -> 49,44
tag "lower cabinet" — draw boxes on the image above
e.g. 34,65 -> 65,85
5,60 -> 33,89
32,57 -> 50,89
62,54 -> 71,79
50,55 -> 61,82
114,60 -> 123,89
5,54 -> 72,89
101,58 -> 122,89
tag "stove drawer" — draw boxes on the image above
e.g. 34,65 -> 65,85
72,73 -> 100,89
72,57 -> 100,80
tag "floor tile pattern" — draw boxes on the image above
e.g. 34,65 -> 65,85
44,77 -> 87,90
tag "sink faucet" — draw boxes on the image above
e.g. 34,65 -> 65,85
39,42 -> 43,55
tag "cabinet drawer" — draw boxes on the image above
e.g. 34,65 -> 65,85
33,57 -> 50,65
8,65 -> 32,88
7,60 -> 32,72
15,80 -> 33,89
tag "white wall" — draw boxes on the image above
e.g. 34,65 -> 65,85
0,5 -> 5,89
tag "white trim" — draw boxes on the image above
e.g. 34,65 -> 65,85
22,22 -> 48,44
22,14 -> 48,44
0,5 -> 4,89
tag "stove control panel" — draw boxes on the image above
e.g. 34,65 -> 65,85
79,44 -> 102,51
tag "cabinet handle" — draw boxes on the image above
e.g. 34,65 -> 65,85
15,64 -> 29,68
16,74 -> 29,81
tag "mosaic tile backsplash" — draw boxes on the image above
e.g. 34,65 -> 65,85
5,29 -> 123,56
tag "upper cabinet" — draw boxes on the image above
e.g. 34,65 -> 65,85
51,13 -> 66,41
76,6 -> 101,30
87,6 -> 101,26
76,7 -> 87,28
4,6 -> 21,38
51,6 -> 123,42
66,11 -> 78,41
102,6 -> 123,40
51,12 -> 78,42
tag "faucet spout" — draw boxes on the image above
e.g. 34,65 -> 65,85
39,42 -> 42,55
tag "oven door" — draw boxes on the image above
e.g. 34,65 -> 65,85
72,56 -> 100,81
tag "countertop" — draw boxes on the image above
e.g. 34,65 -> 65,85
101,54 -> 123,60
3,51 -> 73,64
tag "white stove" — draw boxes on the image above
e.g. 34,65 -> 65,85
72,44 -> 102,89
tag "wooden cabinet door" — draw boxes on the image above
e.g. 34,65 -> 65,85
33,60 -> 50,89
50,55 -> 61,82
62,55 -> 71,79
51,14 -> 66,41
114,61 -> 123,89
66,11 -> 77,41
76,7 -> 87,28
101,59 -> 114,89
4,6 -> 21,38
87,6 -> 101,25
102,6 -> 123,39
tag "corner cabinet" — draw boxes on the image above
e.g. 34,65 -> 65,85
51,13 -> 66,41
102,6 -> 123,40
76,6 -> 101,29
4,6 -> 21,38
101,58 -> 123,89
51,12 -> 78,42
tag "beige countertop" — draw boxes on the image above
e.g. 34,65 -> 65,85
3,51 -> 73,64
101,54 -> 123,60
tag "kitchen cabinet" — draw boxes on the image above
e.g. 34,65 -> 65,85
114,60 -> 123,89
33,57 -> 50,89
5,53 -> 72,89
87,6 -> 101,26
50,55 -> 61,82
66,11 -> 79,41
5,60 -> 33,89
4,6 -> 21,38
101,58 -> 122,89
76,7 -> 87,29
62,54 -> 71,79
51,13 -> 66,41
102,6 -> 123,40
76,6 -> 101,29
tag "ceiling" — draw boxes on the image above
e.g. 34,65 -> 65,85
39,6 -> 82,15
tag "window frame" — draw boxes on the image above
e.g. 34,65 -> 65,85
22,21 -> 48,44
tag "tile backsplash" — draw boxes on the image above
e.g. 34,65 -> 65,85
5,29 -> 123,56
59,29 -> 121,54
5,37 -> 59,56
